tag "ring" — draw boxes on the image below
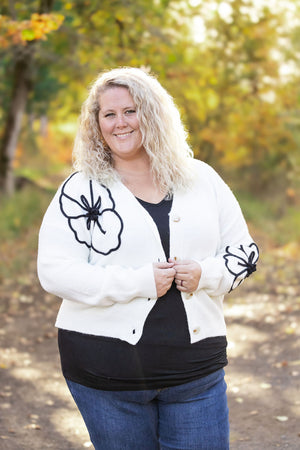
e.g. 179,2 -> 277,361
181,280 -> 183,286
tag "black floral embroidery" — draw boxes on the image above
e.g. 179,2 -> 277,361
223,242 -> 259,292
59,173 -> 123,255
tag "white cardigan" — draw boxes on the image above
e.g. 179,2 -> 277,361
37,160 -> 258,345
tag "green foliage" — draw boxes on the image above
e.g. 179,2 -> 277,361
0,186 -> 53,239
236,189 -> 300,246
171,0 -> 300,190
278,208 -> 300,245
0,186 -> 55,282
0,0 -> 300,194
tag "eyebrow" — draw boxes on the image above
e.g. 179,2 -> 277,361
99,105 -> 136,113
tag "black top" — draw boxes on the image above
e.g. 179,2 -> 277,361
58,196 -> 227,390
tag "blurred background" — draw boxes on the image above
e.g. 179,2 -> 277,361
0,1 -> 299,448
0,0 -> 299,260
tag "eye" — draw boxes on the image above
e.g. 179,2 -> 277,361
125,109 -> 136,114
104,112 -> 115,118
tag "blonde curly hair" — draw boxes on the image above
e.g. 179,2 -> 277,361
73,67 -> 194,192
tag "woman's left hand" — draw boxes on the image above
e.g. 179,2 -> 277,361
169,259 -> 202,293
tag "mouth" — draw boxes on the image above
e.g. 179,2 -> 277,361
114,131 -> 134,138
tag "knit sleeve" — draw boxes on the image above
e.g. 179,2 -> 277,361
37,173 -> 157,307
197,165 -> 259,295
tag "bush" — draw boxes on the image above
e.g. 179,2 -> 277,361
0,186 -> 54,282
0,186 -> 53,240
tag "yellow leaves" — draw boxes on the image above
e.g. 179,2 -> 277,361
206,89 -> 219,110
30,13 -> 64,39
0,13 -> 64,48
223,145 -> 250,167
115,10 -> 127,23
21,29 -> 36,41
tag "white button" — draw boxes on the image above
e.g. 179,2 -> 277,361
172,216 -> 180,222
193,327 -> 200,334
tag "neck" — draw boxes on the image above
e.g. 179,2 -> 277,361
114,157 -> 167,203
113,152 -> 151,176
116,163 -> 153,188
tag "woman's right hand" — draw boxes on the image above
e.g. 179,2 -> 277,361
153,262 -> 176,297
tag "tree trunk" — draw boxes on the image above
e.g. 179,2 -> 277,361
40,115 -> 49,137
0,0 -> 54,195
0,49 -> 33,195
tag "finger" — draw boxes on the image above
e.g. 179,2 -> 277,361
166,268 -> 176,276
176,284 -> 188,292
175,274 -> 188,283
173,265 -> 191,275
175,278 -> 185,286
175,278 -> 189,288
154,262 -> 174,270
173,260 -> 191,266
174,271 -> 189,280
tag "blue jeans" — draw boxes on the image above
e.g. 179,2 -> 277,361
66,369 -> 229,450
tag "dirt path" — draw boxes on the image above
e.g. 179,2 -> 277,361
0,244 -> 299,449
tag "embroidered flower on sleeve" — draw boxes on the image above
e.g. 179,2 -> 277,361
59,173 -> 123,255
223,242 -> 259,292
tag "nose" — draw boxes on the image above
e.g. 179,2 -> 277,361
115,113 -> 127,128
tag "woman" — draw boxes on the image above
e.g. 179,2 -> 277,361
38,67 -> 259,450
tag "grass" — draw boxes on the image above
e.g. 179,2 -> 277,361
0,186 -> 54,282
236,189 -> 300,246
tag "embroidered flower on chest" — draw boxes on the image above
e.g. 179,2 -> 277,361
59,173 -> 123,255
80,194 -> 103,231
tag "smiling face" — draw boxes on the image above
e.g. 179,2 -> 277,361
98,86 -> 145,167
